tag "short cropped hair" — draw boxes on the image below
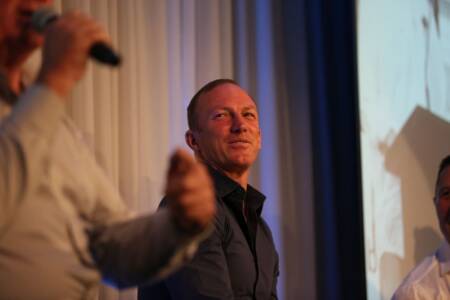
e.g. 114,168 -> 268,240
187,79 -> 239,130
435,155 -> 450,196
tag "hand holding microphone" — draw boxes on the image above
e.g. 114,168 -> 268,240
32,8 -> 121,66
33,9 -> 121,98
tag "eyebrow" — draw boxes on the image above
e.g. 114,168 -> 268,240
242,105 -> 258,111
211,105 -> 257,112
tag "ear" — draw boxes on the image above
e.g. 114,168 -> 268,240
185,130 -> 200,152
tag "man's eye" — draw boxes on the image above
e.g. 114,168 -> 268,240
440,189 -> 450,198
213,112 -> 226,119
244,112 -> 256,119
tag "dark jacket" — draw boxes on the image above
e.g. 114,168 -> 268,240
139,167 -> 279,300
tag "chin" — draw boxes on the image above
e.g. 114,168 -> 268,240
228,159 -> 253,171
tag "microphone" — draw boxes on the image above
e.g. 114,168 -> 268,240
31,8 -> 121,66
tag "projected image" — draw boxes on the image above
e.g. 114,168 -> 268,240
358,0 -> 450,299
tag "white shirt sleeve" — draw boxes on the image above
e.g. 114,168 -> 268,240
0,84 -> 65,237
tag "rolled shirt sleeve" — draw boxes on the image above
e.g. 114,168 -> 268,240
89,208 -> 212,288
0,83 -> 212,292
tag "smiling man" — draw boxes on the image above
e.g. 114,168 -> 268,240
392,155 -> 450,299
139,79 -> 279,300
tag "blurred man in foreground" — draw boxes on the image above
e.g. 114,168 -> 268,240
0,0 -> 215,299
139,79 -> 279,299
392,155 -> 450,299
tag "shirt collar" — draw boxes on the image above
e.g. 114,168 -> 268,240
207,165 -> 266,216
437,240 -> 450,276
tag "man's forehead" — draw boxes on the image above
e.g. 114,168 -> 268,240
206,101 -> 257,110
199,84 -> 256,108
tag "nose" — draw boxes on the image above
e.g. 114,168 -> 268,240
230,114 -> 247,133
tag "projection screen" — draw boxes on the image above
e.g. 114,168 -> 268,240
357,0 -> 450,299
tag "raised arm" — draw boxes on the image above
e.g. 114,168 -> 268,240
0,85 -> 64,236
0,11 -> 113,236
89,149 -> 216,288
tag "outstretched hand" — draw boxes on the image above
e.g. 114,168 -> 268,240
165,149 -> 216,234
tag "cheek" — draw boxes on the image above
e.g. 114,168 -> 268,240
437,201 -> 450,219
198,135 -> 225,155
202,127 -> 228,144
255,130 -> 261,150
0,13 -> 13,35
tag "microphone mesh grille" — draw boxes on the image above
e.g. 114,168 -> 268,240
31,7 -> 58,33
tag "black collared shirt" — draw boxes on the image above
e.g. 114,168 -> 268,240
139,167 -> 279,300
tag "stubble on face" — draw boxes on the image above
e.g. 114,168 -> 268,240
192,83 -> 261,177
0,0 -> 51,59
435,166 -> 450,243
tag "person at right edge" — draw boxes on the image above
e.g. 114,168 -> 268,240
139,79 -> 279,299
392,155 -> 450,299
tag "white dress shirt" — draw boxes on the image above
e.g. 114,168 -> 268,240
392,241 -> 450,300
0,84 -> 205,300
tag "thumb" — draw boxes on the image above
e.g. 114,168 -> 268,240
168,148 -> 196,177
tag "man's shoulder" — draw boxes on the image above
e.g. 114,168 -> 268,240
392,251 -> 439,299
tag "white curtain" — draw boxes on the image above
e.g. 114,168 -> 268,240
26,1 -> 315,299
49,1 -> 234,299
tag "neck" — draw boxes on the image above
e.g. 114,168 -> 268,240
212,164 -> 250,190
195,155 -> 251,190
223,169 -> 249,190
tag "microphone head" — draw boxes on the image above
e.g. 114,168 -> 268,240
31,7 -> 58,33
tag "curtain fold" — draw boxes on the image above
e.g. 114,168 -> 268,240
305,0 -> 367,299
54,1 -> 234,299
37,1 -> 331,299
273,1 -> 317,299
232,1 -> 319,299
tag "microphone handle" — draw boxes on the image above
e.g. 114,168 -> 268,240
32,8 -> 121,67
89,42 -> 121,66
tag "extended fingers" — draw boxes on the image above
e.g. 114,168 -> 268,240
166,149 -> 216,232
167,168 -> 210,194
167,149 -> 196,177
